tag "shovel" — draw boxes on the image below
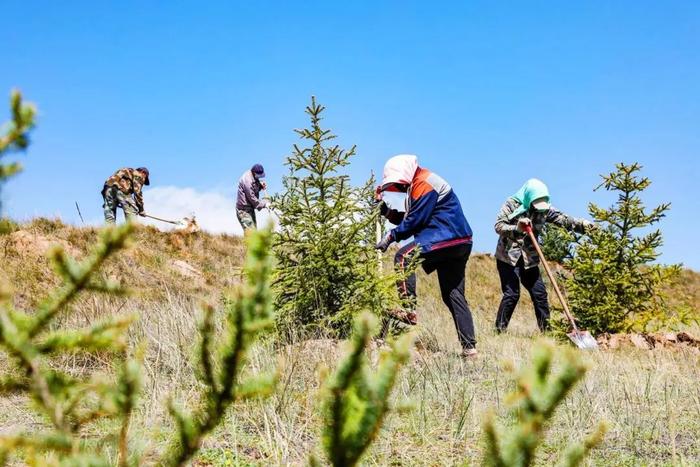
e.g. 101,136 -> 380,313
524,224 -> 598,350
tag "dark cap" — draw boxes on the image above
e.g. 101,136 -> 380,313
251,164 -> 265,178
137,167 -> 150,185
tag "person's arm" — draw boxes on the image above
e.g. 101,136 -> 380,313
391,189 -> 439,242
494,199 -> 521,239
546,207 -> 592,233
244,178 -> 266,210
132,174 -> 145,214
379,201 -> 405,225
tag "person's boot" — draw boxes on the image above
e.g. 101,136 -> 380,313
461,348 -> 478,359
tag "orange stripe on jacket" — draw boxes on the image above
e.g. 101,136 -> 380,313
410,168 -> 435,200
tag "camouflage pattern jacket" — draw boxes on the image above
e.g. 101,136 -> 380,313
103,168 -> 146,212
494,198 -> 589,269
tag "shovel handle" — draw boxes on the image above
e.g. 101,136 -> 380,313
524,225 -> 580,333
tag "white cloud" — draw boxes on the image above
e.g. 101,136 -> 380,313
141,186 -> 278,235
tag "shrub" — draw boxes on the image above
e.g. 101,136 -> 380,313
563,162 -> 683,334
272,97 -> 398,338
482,342 -> 606,467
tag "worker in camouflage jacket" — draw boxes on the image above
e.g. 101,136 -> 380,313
494,178 -> 594,332
236,164 -> 268,231
102,167 -> 150,224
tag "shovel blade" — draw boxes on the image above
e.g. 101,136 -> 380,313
567,330 -> 598,350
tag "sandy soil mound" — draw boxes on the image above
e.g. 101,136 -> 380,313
6,230 -> 78,257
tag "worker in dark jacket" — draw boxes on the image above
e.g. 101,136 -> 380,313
494,178 -> 594,332
236,164 -> 268,231
376,154 -> 477,357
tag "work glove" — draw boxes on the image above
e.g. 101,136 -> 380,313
374,185 -> 383,202
257,200 -> 268,210
260,180 -> 268,190
516,217 -> 532,232
375,232 -> 394,252
378,201 -> 389,217
139,210 -> 146,217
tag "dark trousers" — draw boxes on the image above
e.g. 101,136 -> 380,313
395,242 -> 476,350
495,258 -> 550,332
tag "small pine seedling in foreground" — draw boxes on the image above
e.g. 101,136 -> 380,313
0,223 -> 138,466
162,228 -> 277,466
482,342 -> 606,467
311,313 -> 413,467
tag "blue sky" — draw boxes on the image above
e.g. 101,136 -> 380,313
2,1 -> 698,268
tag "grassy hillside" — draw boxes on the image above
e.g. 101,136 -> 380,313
1,219 -> 699,465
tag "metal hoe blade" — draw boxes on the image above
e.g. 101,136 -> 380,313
567,330 -> 599,350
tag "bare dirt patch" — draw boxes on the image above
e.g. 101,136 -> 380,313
597,331 -> 700,351
5,230 -> 78,257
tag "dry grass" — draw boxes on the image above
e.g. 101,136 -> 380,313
1,219 -> 699,466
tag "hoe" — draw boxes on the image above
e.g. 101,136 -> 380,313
524,225 -> 598,350
143,213 -> 200,233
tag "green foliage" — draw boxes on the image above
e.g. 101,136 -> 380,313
312,313 -> 412,467
0,89 -> 36,213
0,225 -> 277,466
0,223 -> 138,466
564,163 -> 683,334
540,224 -> 579,264
163,228 -> 277,466
0,98 -> 278,464
482,342 -> 606,467
273,97 -> 398,338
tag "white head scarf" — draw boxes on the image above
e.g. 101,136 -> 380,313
381,154 -> 419,189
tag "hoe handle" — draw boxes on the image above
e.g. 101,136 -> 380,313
524,225 -> 579,333
143,213 -> 180,225
376,215 -> 383,271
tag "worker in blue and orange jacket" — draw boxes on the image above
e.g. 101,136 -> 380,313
375,154 -> 477,357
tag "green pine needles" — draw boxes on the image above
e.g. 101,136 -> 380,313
0,223 -> 137,466
1,89 -> 36,215
540,225 -> 579,264
313,313 -> 412,467
273,97 -> 398,339
564,162 -> 684,334
163,227 -> 276,466
0,225 -> 277,466
483,342 -> 606,467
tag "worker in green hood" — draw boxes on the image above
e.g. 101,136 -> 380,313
493,178 -> 596,332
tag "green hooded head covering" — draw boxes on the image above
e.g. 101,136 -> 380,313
507,178 -> 550,220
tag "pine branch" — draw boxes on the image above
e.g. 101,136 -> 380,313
482,342 -> 605,467
30,224 -> 133,338
162,228 -> 276,467
0,89 -> 36,154
0,88 -> 36,214
0,223 -> 137,464
319,313 -> 412,467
